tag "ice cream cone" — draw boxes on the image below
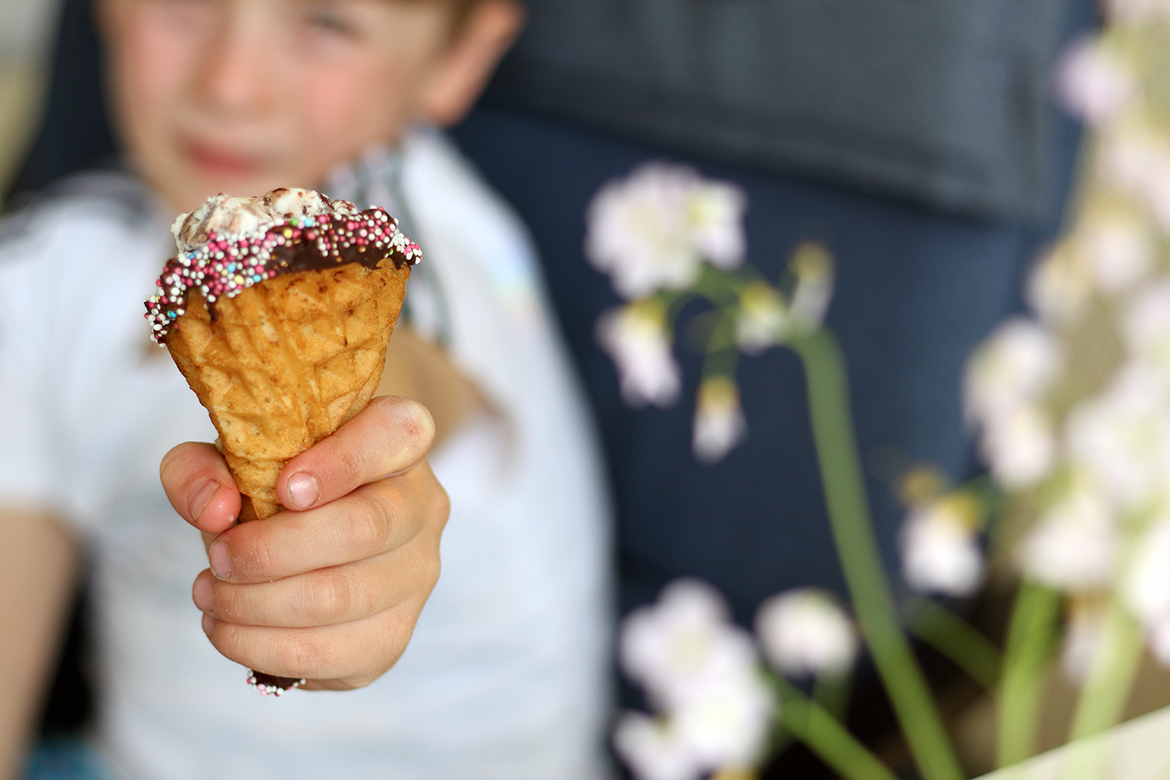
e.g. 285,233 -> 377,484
147,188 -> 418,522
143,189 -> 417,695
164,262 -> 409,520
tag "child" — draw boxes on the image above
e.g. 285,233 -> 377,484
0,1 -> 613,778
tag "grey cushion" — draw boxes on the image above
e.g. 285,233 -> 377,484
488,0 -> 1070,221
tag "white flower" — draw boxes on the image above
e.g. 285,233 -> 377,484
617,580 -> 773,777
1062,597 -> 1107,682
1026,245 -> 1094,325
598,303 -> 681,407
900,496 -> 985,598
735,282 -> 788,354
787,242 -> 835,333
1097,127 -> 1161,195
964,318 -> 1060,425
693,377 -> 747,463
585,163 -> 747,299
1149,164 -> 1170,234
1106,0 -> 1170,25
1018,486 -> 1117,591
1079,212 -> 1154,293
671,670 -> 774,769
613,712 -> 705,780
1123,519 -> 1170,664
965,318 -> 1058,488
613,675 -> 773,780
1147,616 -> 1170,666
687,180 -> 749,269
621,579 -> 759,707
1097,128 -> 1170,232
1066,364 -> 1170,509
755,588 -> 859,677
1055,37 -> 1135,126
1121,280 -> 1170,377
1121,519 -> 1170,632
978,404 -> 1056,489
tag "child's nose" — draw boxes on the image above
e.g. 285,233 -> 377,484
191,12 -> 276,115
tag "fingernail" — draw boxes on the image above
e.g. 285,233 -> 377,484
209,541 -> 231,580
287,472 -> 320,511
193,575 -> 213,613
202,613 -> 215,637
189,479 -> 219,523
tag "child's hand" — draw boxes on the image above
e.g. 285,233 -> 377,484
159,396 -> 448,690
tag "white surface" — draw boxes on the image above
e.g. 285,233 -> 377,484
978,707 -> 1170,780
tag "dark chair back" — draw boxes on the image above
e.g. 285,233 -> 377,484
6,0 -> 117,205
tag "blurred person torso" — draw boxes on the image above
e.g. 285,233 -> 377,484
0,0 -> 614,777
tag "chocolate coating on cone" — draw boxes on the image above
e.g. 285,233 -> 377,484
146,190 -> 419,343
247,670 -> 306,696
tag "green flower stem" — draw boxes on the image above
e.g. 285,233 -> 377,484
775,677 -> 899,780
905,596 -> 1001,690
813,671 -> 854,724
1068,601 -> 1143,742
693,263 -> 749,305
1055,603 -> 1145,780
789,330 -> 964,780
996,580 -> 1061,768
661,290 -> 698,326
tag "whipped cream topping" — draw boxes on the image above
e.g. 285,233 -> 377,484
171,188 -> 362,253
147,188 -> 419,344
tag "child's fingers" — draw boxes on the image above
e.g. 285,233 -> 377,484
160,442 -> 241,534
200,597 -> 425,687
205,461 -> 447,583
191,533 -> 440,628
276,396 -> 436,513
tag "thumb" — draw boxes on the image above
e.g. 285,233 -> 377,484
160,441 -> 242,534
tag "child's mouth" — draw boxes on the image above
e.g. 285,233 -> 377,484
185,140 -> 265,180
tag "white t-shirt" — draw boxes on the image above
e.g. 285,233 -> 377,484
0,132 -> 613,780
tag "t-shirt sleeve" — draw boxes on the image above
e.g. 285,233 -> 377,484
0,179 -> 182,537
0,250 -> 60,513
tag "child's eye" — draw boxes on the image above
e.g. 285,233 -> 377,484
144,0 -> 214,14
304,5 -> 359,38
143,0 -> 215,28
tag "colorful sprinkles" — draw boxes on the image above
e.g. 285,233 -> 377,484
145,198 -> 419,344
246,670 -> 307,697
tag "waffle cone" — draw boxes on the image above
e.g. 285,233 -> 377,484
165,261 -> 410,521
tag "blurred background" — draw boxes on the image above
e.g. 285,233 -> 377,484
16,1 -> 1162,778
0,0 -> 57,195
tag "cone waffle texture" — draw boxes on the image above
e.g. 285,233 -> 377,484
165,261 -> 409,521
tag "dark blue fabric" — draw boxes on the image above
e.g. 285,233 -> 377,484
487,0 -> 1070,222
452,106 -> 1077,624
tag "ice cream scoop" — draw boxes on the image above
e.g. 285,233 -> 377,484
148,188 -> 418,342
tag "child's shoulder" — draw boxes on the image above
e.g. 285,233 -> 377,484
403,129 -> 540,288
1,169 -> 158,256
404,129 -> 529,243
0,170 -> 168,324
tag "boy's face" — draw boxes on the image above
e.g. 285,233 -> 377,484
101,0 -> 476,213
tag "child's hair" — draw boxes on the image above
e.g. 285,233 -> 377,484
412,0 -> 502,36
400,0 -> 486,31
